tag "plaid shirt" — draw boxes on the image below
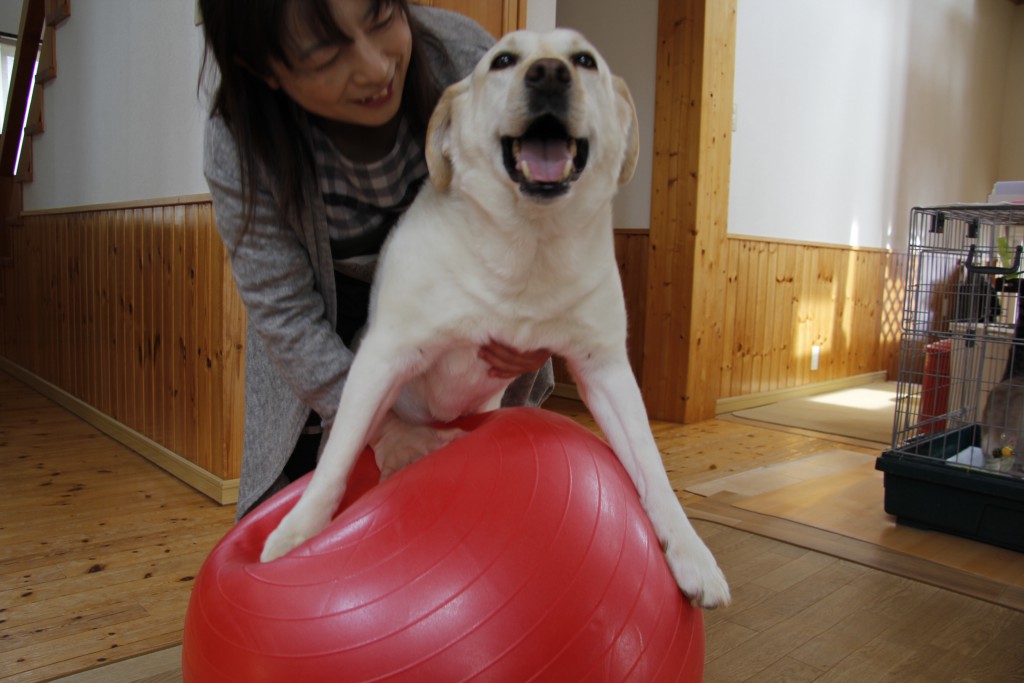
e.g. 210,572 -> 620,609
311,117 -> 429,282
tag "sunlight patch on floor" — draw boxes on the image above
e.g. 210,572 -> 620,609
806,386 -> 897,411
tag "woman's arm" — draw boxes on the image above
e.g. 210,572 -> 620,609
205,116 -> 351,423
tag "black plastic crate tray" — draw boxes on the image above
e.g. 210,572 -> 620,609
876,425 -> 1024,552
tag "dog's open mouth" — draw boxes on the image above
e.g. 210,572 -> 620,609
502,115 -> 589,199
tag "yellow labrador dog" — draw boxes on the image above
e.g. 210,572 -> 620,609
262,29 -> 730,608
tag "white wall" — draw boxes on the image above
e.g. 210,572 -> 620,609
0,0 -> 20,36
22,0 -> 208,211
999,7 -> 1024,181
729,0 -> 1018,250
556,0 -> 657,230
19,0 -> 556,212
19,0 -> 1021,235
525,0 -> 557,32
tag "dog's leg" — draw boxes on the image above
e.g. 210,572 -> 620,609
573,355 -> 731,608
260,343 -> 427,562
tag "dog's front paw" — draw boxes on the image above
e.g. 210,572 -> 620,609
664,540 -> 731,609
260,505 -> 331,563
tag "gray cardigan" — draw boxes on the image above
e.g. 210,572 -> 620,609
205,8 -> 553,518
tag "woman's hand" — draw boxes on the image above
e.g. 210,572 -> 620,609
479,340 -> 551,380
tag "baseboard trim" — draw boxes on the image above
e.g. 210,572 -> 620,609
0,358 -> 238,505
551,382 -> 582,401
715,371 -> 888,415
20,193 -> 213,217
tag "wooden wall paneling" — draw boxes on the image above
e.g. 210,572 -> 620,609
824,247 -> 842,376
35,214 -> 49,377
716,237 -> 903,400
752,241 -> 770,391
35,215 -> 48,377
135,208 -> 147,435
113,208 -> 127,428
110,209 -> 124,424
757,241 -> 775,388
201,203 -> 219,476
4,225 -> 17,353
726,239 -> 743,395
170,204 -> 185,459
136,206 -> 148,438
797,244 -> 816,387
128,208 -> 141,432
119,208 -> 132,427
25,87 -> 43,136
110,210 -> 123,423
801,244 -> 820,384
615,230 -> 649,379
150,206 -> 161,449
59,213 -> 69,390
183,204 -> 198,467
1,199 -> 243,502
642,0 -> 736,422
75,212 -> 87,403
411,1 -> 520,38
880,251 -> 906,379
770,241 -> 791,390
719,231 -> 739,394
157,206 -> 172,456
64,213 -> 77,397
842,251 -> 864,376
741,240 -> 760,395
23,219 -> 35,366
97,210 -> 110,420
844,251 -> 865,376
45,0 -> 71,26
773,241 -> 795,394
147,206 -> 162,444
37,25 -> 56,84
822,249 -> 841,377
145,206 -> 158,439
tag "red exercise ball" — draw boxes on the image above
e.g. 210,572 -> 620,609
182,408 -> 704,682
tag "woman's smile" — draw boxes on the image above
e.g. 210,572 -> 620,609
355,79 -> 394,107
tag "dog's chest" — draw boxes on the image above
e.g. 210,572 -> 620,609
400,344 -> 510,423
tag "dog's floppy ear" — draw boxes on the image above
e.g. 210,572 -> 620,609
425,80 -> 466,191
613,76 -> 640,186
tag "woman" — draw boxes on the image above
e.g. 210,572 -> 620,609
199,0 -> 553,519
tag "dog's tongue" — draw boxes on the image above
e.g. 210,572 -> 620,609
519,139 -> 571,183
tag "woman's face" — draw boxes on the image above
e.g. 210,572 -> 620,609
266,0 -> 412,128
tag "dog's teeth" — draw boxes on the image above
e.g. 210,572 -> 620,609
521,160 -> 534,182
513,139 -> 522,160
569,139 -> 577,157
561,158 -> 574,181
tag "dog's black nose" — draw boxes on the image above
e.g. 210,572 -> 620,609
525,59 -> 572,93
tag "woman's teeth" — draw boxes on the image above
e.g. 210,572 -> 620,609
360,85 -> 390,103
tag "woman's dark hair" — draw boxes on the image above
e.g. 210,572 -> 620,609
198,0 -> 445,225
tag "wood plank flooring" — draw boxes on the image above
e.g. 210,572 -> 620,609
44,520 -> 1024,683
3,377 -> 1023,682
0,371 -> 234,682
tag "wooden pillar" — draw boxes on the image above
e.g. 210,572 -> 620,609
641,0 -> 737,422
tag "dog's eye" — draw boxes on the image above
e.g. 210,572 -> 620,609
571,52 -> 598,70
490,52 -> 518,70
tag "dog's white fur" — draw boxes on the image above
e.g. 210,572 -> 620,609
261,29 -> 730,608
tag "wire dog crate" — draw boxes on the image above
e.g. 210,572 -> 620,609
876,204 -> 1024,551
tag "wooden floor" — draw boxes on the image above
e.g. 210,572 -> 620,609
0,371 -> 235,682
3,375 -> 1023,682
